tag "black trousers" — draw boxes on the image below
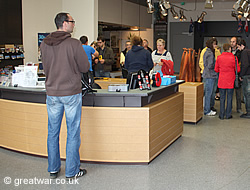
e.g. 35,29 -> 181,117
242,75 -> 250,114
235,87 -> 242,110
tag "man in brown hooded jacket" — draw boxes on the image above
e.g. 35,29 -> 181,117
40,12 -> 89,180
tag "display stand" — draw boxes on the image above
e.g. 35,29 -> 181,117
179,82 -> 204,123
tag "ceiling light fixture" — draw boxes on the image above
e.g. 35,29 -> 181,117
130,26 -> 139,31
163,0 -> 171,9
147,0 -> 154,14
244,6 -> 250,17
179,10 -> 187,21
170,7 -> 179,19
197,11 -> 207,23
205,0 -> 213,9
231,11 -> 238,20
233,0 -> 245,10
159,0 -> 168,16
237,0 -> 249,15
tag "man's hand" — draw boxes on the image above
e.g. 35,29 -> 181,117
239,77 -> 243,81
100,59 -> 105,64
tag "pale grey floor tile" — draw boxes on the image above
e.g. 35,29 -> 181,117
1,99 -> 250,190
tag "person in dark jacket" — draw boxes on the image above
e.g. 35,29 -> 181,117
124,35 -> 153,73
239,43 -> 250,118
215,44 -> 240,119
231,37 -> 243,114
40,12 -> 89,180
143,39 -> 153,53
203,38 -> 218,116
120,41 -> 132,67
95,36 -> 115,77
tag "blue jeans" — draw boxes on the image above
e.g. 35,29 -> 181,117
211,77 -> 218,108
203,77 -> 218,108
219,88 -> 234,119
204,78 -> 216,115
95,70 -> 110,77
46,93 -> 82,177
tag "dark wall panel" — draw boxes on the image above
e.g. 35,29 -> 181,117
0,0 -> 22,44
194,21 -> 250,51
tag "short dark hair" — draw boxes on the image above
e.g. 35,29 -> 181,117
54,12 -> 69,29
131,35 -> 142,46
97,36 -> 105,42
238,38 -> 246,46
80,36 -> 88,44
223,43 -> 231,51
231,36 -> 238,44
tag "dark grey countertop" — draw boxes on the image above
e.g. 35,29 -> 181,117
0,80 -> 185,107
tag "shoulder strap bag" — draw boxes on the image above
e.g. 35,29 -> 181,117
234,56 -> 240,89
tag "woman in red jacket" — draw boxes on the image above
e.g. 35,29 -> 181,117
215,43 -> 240,119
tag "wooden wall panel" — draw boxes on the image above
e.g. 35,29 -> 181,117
146,93 -> 184,161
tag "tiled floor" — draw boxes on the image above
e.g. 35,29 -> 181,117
1,99 -> 250,190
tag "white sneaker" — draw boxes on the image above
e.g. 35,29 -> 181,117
206,110 -> 216,116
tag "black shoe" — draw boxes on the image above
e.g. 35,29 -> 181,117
219,116 -> 224,120
50,168 -> 60,179
66,169 -> 87,180
226,115 -> 233,119
215,96 -> 220,101
240,114 -> 250,118
211,107 -> 217,112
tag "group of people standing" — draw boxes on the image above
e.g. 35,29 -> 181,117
120,35 -> 173,78
80,35 -> 115,80
201,36 -> 250,119
79,35 -> 174,84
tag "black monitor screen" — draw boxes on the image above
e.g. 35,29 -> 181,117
127,73 -> 139,90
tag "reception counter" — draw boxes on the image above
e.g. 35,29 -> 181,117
0,80 -> 184,164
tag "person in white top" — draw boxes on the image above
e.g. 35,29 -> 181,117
151,38 -> 173,73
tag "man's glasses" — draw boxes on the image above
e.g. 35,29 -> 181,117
65,20 -> 75,24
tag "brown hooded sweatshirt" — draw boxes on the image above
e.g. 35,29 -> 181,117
40,31 -> 89,96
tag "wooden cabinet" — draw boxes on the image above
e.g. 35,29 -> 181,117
179,82 -> 204,123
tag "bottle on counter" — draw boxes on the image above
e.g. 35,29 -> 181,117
0,48 -> 4,59
19,46 -> 24,59
4,48 -> 11,60
10,48 -> 17,60
16,48 -> 21,59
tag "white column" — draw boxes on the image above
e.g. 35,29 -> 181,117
22,0 -> 62,63
62,0 -> 98,43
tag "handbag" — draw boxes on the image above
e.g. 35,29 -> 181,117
234,56 -> 240,89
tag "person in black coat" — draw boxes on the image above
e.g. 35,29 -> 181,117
124,36 -> 153,73
239,43 -> 250,118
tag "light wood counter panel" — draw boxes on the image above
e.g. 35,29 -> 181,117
0,92 -> 183,164
179,82 -> 204,123
94,78 -> 126,89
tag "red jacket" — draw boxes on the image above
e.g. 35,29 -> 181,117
215,52 -> 240,89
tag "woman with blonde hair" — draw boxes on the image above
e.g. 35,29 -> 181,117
151,38 -> 173,73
